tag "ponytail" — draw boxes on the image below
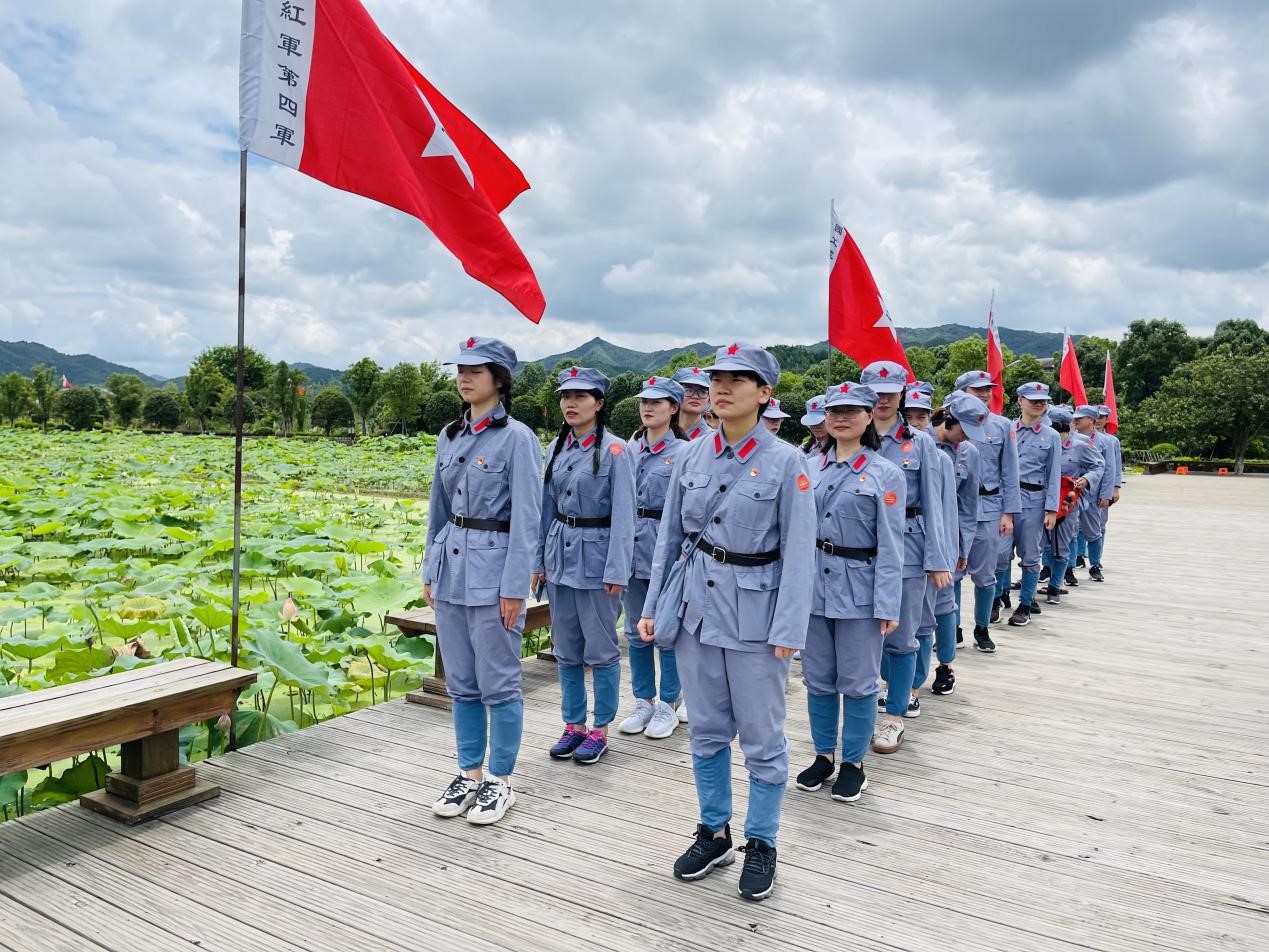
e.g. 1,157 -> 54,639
862,421 -> 881,451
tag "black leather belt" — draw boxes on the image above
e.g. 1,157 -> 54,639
816,539 -> 877,560
905,506 -> 922,518
636,507 -> 664,520
979,486 -> 1000,496
449,514 -> 511,532
555,512 -> 612,528
687,533 -> 780,566
1020,481 -> 1044,491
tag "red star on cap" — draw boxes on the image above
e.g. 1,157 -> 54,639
465,337 -> 476,349
878,367 -> 890,378
569,367 -> 579,377
727,343 -> 740,355
979,372 -> 988,379
647,378 -> 656,386
839,383 -> 850,392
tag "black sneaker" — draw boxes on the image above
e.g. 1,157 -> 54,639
904,696 -> 921,718
1001,592 -> 1012,609
1010,580 -> 1022,590
956,627 -> 964,645
990,598 -> 1001,623
831,763 -> 867,802
673,823 -> 735,881
973,625 -> 996,653
931,664 -> 955,695
1039,565 -> 1051,581
1064,568 -> 1079,587
1046,587 -> 1061,605
1007,605 -> 1030,626
1089,565 -> 1104,582
1075,555 -> 1087,568
737,839 -> 777,901
796,755 -> 835,792
1027,601 -> 1041,615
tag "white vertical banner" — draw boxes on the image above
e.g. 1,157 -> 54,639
239,0 -> 316,167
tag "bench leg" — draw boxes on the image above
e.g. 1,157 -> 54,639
80,729 -> 220,825
406,635 -> 453,710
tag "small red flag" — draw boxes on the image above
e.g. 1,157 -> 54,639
239,0 -> 545,322
1103,350 -> 1119,435
1059,330 -> 1088,408
985,293 -> 1004,415
828,203 -> 913,380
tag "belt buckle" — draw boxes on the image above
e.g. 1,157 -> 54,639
710,546 -> 727,563
453,515 -> 467,529
565,514 -> 578,528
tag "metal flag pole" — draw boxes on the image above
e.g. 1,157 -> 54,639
228,148 -> 248,752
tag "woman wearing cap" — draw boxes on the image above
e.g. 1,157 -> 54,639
860,360 -> 953,754
1089,406 -> 1122,582
762,397 -> 790,437
799,396 -> 828,461
794,380 -> 903,803
531,367 -> 636,766
673,366 -> 715,441
1073,405 -> 1116,585
1044,406 -> 1104,606
955,370 -> 1021,654
425,337 -> 543,826
637,341 -> 815,903
617,376 -> 687,740
928,392 -> 987,695
892,385 -> 958,717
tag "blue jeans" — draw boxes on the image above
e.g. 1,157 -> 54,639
913,633 -> 934,690
628,639 -> 680,703
935,610 -> 957,664
1088,536 -> 1105,568
995,566 -> 1010,599
694,748 -> 783,847
1020,569 -> 1040,605
558,663 -> 621,728
452,698 -> 524,777
807,692 -> 877,764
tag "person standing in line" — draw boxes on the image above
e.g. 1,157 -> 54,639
955,370 -> 1021,654
1072,405 -> 1116,584
618,375 -> 687,740
531,367 -> 637,765
1092,405 -> 1123,580
795,380 -> 903,802
673,366 -> 715,441
638,342 -> 815,903
930,391 -> 986,695
999,382 -> 1062,627
800,395 -> 828,464
762,397 -> 791,437
1043,406 -> 1104,605
425,337 -> 542,826
861,361 -> 954,754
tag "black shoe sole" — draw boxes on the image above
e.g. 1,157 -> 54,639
550,749 -> 582,759
831,778 -> 868,803
739,869 -> 776,901
674,850 -> 734,881
1008,617 -> 1030,627
931,684 -> 955,696
974,642 -> 996,653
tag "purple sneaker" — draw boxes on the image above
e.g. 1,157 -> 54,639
572,729 -> 609,764
550,728 -> 587,759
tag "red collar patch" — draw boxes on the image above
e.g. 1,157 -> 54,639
737,437 -> 759,461
650,439 -> 666,453
582,433 -> 596,449
852,453 -> 867,471
713,433 -> 724,454
472,416 -> 490,434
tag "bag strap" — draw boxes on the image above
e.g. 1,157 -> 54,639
675,474 -> 732,563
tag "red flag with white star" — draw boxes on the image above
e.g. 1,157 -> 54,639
1059,329 -> 1088,407
985,292 -> 1004,414
239,0 -> 545,322
828,203 -> 912,379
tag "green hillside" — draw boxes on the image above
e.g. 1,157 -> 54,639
0,340 -> 161,386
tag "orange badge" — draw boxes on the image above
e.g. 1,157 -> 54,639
796,473 -> 810,492
884,491 -> 898,506
610,443 -> 624,455
902,441 -> 913,452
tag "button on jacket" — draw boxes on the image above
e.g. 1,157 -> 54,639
536,429 -> 637,589
424,406 -> 543,605
643,422 -> 816,652
1015,419 -> 1062,512
810,447 -> 904,622
629,432 -> 681,579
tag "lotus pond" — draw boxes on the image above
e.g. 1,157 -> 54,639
0,429 -> 517,819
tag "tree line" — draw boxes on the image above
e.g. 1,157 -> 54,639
1,318 -> 1264,466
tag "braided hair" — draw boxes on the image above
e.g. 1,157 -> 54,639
443,364 -> 513,440
544,389 -> 607,484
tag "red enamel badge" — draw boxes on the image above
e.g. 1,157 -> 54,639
902,441 -> 913,452
796,473 -> 810,491
884,491 -> 898,506
610,443 -> 624,455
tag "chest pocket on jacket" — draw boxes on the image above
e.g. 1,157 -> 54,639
731,478 -> 779,531
640,465 -> 672,507
577,458 -> 612,503
467,456 -> 506,510
680,471 -> 714,527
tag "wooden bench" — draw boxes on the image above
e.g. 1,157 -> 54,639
387,599 -> 553,710
0,658 -> 256,824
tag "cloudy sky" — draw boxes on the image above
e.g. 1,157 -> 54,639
2,0 -> 1267,378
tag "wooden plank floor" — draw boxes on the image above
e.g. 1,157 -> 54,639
1,474 -> 1266,952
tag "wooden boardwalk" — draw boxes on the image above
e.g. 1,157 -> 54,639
2,474 -> 1266,952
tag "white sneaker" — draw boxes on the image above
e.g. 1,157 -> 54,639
618,698 -> 655,734
466,777 -> 516,826
644,700 -> 679,739
432,774 -> 480,817
677,701 -> 689,724
871,720 -> 905,755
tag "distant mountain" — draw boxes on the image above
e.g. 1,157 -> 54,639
0,340 -> 161,386
292,362 -> 343,389
522,326 -> 1072,377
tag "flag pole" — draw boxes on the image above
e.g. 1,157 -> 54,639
228,148 -> 248,751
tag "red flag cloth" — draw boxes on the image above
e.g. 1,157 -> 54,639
1059,330 -> 1088,407
61,375 -> 72,391
1103,350 -> 1119,434
986,298 -> 1004,415
828,203 -> 913,380
240,0 -> 545,322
